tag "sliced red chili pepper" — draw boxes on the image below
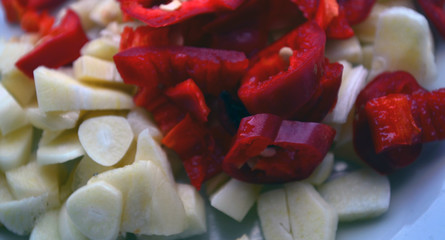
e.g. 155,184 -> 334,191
24,0 -> 67,10
164,78 -> 210,123
423,89 -> 445,139
114,46 -> 248,96
417,0 -> 445,38
353,71 -> 426,174
338,0 -> 376,25
364,94 -> 422,154
119,25 -> 175,50
325,9 -> 354,39
204,0 -> 269,56
15,9 -> 88,79
20,9 -> 54,35
162,114 -> 227,189
120,0 -> 245,28
326,0 -> 375,39
238,21 -> 326,119
1,0 -> 25,22
314,0 -> 339,29
291,60 -> 343,122
222,113 -> 336,184
134,87 -> 185,134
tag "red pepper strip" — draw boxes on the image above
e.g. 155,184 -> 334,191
291,0 -> 318,20
164,78 -> 210,123
203,0 -> 269,56
326,0 -> 375,39
325,9 -> 354,39
427,89 -> 445,139
15,9 -> 88,79
417,0 -> 445,38
24,0 -> 67,10
314,0 -> 339,29
120,0 -> 245,28
353,71 -> 426,174
364,94 -> 422,154
338,0 -> 376,25
114,46 -> 248,96
119,26 -> 174,51
238,21 -> 326,119
291,60 -> 343,122
222,113 -> 336,184
162,114 -> 226,189
134,87 -> 185,134
20,9 -> 54,35
411,91 -> 437,142
1,0 -> 24,22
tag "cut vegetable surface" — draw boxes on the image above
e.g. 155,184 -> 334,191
78,116 -> 133,166
318,169 -> 390,221
67,181 -> 123,240
34,66 -> 134,112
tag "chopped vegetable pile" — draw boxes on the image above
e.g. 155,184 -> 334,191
0,0 -> 444,239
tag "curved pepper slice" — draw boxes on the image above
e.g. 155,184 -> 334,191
417,0 -> 445,38
20,9 -> 54,35
291,60 -> 343,122
114,46 -> 248,95
120,0 -> 245,28
223,113 -> 336,184
134,87 -> 185,134
353,71 -> 426,174
359,88 -> 445,173
164,78 -> 210,123
238,21 -> 326,119
15,9 -> 88,78
120,26 -> 173,50
162,114 -> 229,189
364,93 -> 422,154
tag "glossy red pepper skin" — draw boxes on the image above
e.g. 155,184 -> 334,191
20,9 -> 54,35
417,0 -> 445,38
238,21 -> 326,119
164,79 -> 210,123
134,87 -> 186,134
15,9 -> 88,78
162,114 -> 229,189
120,26 -> 174,50
292,0 -> 375,39
114,46 -> 248,96
353,71 -> 426,174
223,113 -> 335,184
291,60 -> 343,122
120,0 -> 245,28
364,94 -> 422,154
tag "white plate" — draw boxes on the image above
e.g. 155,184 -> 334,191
1,4 -> 445,240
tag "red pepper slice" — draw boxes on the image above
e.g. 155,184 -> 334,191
162,114 -> 227,189
20,9 -> 54,35
1,0 -> 25,22
15,9 -> 88,79
325,9 -> 354,39
417,0 -> 445,38
364,94 -> 422,154
114,46 -> 248,96
353,71 -> 426,174
134,87 -> 185,134
119,25 -> 175,50
24,0 -> 67,10
238,21 -> 326,119
164,78 -> 210,123
222,113 -> 336,184
120,0 -> 245,28
291,60 -> 343,122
